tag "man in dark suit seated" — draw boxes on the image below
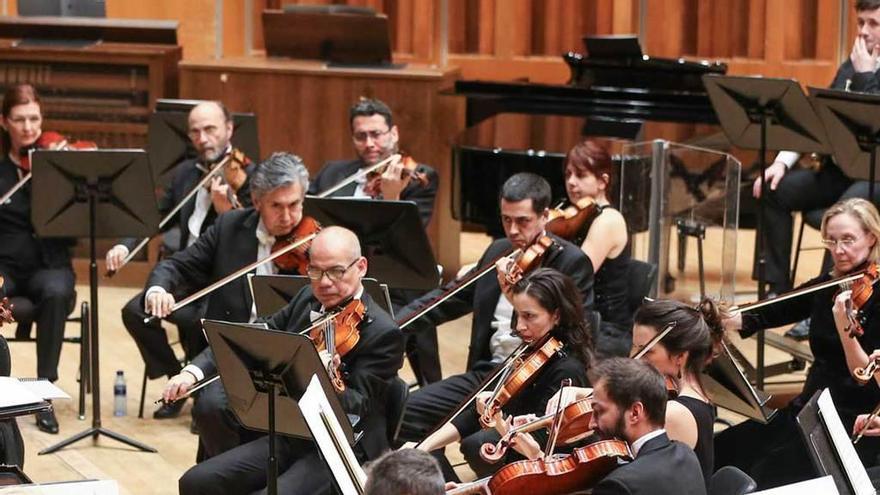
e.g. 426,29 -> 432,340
176,226 -> 405,495
396,173 -> 595,460
308,97 -> 441,386
589,357 -> 706,495
109,101 -> 257,419
124,152 -> 309,458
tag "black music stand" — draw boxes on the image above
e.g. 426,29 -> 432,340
704,341 -> 776,423
147,99 -> 261,187
303,198 -> 439,290
30,149 -> 159,454
703,75 -> 829,388
796,389 -> 876,495
203,320 -> 355,495
810,87 -> 880,204
248,274 -> 393,318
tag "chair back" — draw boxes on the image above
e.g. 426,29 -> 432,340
626,259 -> 658,314
709,466 -> 757,495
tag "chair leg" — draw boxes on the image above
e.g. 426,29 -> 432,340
78,301 -> 89,420
138,369 -> 148,419
791,217 -> 806,288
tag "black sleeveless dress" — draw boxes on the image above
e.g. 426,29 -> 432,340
673,395 -> 715,488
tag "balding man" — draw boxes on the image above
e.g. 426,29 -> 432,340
107,101 -> 254,420
178,226 -> 405,495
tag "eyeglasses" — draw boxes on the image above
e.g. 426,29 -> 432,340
821,236 -> 862,250
306,259 -> 359,281
352,129 -> 391,143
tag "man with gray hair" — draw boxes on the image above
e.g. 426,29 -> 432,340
122,152 -> 309,448
364,449 -> 445,495
110,101 -> 256,421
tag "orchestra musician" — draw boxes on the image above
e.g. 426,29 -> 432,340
546,298 -> 726,489
113,101 -> 256,420
364,449 -> 445,495
716,197 -> 880,488
588,357 -> 706,495
396,173 -> 595,464
0,83 -> 77,434
135,153 -> 309,459
178,226 -> 405,495
307,97 -> 441,386
562,140 -> 631,357
415,268 -> 592,478
753,0 -> 880,306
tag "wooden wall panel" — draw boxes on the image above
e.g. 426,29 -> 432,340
105,0 -> 218,60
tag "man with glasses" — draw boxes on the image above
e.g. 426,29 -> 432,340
111,101 -> 257,420
308,98 -> 442,386
177,226 -> 404,495
124,153 -> 309,459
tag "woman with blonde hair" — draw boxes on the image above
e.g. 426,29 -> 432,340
716,197 -> 880,488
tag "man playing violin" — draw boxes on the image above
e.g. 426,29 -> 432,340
397,173 -> 595,470
0,83 -> 77,434
124,153 -> 309,458
589,357 -> 706,495
112,101 -> 256,420
177,226 -> 404,495
308,97 -> 441,386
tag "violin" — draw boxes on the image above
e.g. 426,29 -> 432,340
546,197 -> 601,243
838,263 -> 880,338
271,216 -> 322,275
855,356 -> 880,385
480,336 -> 564,428
480,397 -> 594,464
17,131 -> 97,172
362,154 -> 429,198
447,439 -> 632,495
218,148 -> 251,209
0,277 -> 14,327
308,299 -> 365,393
502,236 -> 555,286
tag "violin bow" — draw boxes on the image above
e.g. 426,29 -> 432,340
853,400 -> 880,444
313,153 -> 401,198
143,232 -> 317,324
542,378 -> 574,460
107,150 -> 240,277
631,321 -> 677,360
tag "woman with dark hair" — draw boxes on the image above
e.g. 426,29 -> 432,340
629,298 -> 727,487
0,83 -> 77,434
416,268 -> 593,479
562,140 -> 631,357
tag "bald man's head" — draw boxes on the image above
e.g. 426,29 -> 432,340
308,226 -> 367,308
188,101 -> 233,163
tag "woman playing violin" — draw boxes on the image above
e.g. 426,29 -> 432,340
0,83 -> 77,434
543,298 -> 726,488
562,140 -> 631,357
415,268 -> 593,479
716,197 -> 880,488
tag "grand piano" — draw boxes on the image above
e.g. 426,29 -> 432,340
452,36 -> 729,236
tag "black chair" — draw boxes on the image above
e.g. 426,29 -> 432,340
709,466 -> 756,495
3,293 -> 89,419
386,375 -> 409,445
626,258 -> 659,314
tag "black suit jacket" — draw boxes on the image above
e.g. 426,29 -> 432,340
123,157 -> 253,253
830,59 -> 880,93
593,433 -> 706,495
264,286 -> 404,459
397,233 -> 594,370
307,159 -> 438,227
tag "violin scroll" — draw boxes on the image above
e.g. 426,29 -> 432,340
855,356 -> 880,385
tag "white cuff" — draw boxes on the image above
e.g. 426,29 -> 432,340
112,244 -> 129,256
775,151 -> 801,168
181,364 -> 204,382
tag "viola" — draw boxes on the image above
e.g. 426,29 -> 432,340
362,154 -> 429,198
480,336 -> 564,428
480,397 -> 594,464
546,197 -> 601,243
271,216 -> 322,275
838,263 -> 880,338
18,131 -> 97,171
447,439 -> 632,495
309,298 -> 365,393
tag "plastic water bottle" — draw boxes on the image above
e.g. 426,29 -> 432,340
113,370 -> 127,417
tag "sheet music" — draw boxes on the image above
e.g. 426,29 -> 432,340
17,378 -> 70,400
0,479 -> 117,494
299,374 -> 366,495
0,377 -> 43,408
817,389 -> 877,495
751,475 -> 838,495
